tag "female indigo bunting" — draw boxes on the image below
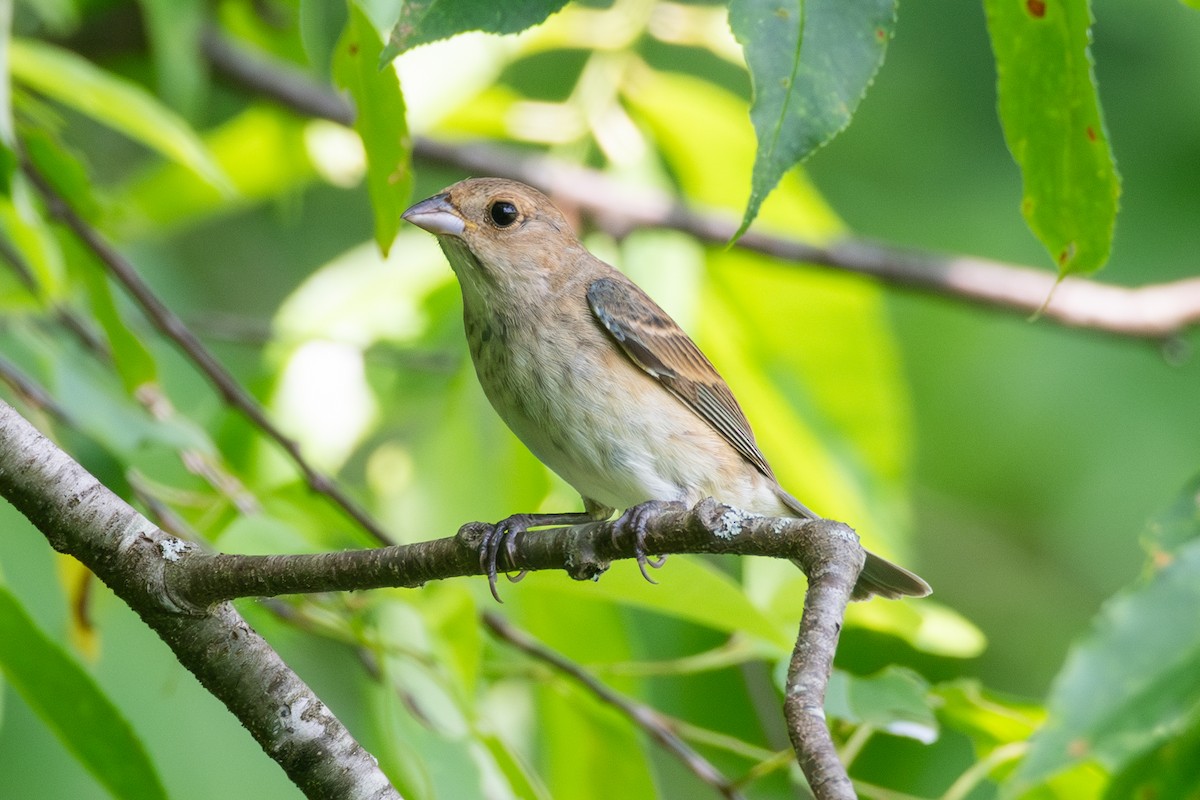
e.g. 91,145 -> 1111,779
403,178 -> 930,602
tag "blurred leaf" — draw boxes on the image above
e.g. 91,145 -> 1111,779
0,585 -> 168,800
477,731 -> 552,800
214,513 -> 317,554
300,0 -> 347,77
1104,717 -> 1200,800
9,38 -> 230,192
21,125 -> 100,221
625,68 -> 843,233
0,2 -> 15,149
844,599 -> 987,659
1007,478 -> 1200,794
523,556 -> 790,649
518,599 -> 657,799
0,172 -> 66,299
825,666 -> 938,742
72,245 -> 158,393
1182,0 -> 1200,8
983,0 -> 1119,275
135,0 -> 207,117
382,0 -> 570,60
114,105 -> 317,236
728,0 -> 895,238
933,680 -> 1042,754
334,3 -> 412,255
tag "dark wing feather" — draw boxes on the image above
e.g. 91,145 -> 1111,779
586,277 -> 776,481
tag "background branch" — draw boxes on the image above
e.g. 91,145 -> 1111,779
0,399 -> 399,800
203,30 -> 1200,340
483,611 -> 745,800
21,159 -> 397,547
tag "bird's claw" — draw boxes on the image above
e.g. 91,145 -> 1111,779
613,500 -> 678,584
480,515 -> 532,603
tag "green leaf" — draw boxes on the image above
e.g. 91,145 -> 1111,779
983,0 -> 1120,275
1180,0 -> 1200,11
1105,718 -> 1200,800
729,0 -> 895,238
72,242 -> 159,394
381,0 -> 570,60
135,0 -> 207,117
824,666 -> 938,742
334,3 -> 412,256
300,0 -> 348,77
8,38 -> 230,192
0,585 -> 168,800
1007,478 -> 1200,793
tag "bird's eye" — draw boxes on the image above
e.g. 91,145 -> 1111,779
489,200 -> 519,228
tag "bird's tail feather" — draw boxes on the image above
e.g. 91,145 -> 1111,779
774,486 -> 930,600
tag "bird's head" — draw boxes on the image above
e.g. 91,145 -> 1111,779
402,178 -> 583,294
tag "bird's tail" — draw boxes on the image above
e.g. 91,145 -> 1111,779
775,487 -> 931,600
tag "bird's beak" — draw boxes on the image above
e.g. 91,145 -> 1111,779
402,193 -> 465,236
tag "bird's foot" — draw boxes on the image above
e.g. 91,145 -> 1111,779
481,511 -> 595,602
612,500 -> 683,584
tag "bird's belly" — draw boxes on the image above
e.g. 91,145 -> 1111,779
470,322 -> 781,514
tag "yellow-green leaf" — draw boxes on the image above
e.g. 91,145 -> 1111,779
334,4 -> 412,255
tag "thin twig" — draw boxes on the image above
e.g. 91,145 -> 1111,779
482,611 -> 746,800
201,29 -> 1200,340
21,159 -> 397,547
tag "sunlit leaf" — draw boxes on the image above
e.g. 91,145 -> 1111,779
334,3 -> 412,255
0,585 -> 167,800
522,556 -> 790,648
382,0 -> 570,60
8,39 -> 230,191
728,0 -> 896,238
983,0 -> 1119,275
933,680 -> 1043,754
1007,477 -> 1200,794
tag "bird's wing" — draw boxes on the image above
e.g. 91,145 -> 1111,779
586,276 -> 776,481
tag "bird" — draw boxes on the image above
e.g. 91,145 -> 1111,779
401,177 -> 930,603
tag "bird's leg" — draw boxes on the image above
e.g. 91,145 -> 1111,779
612,499 -> 685,584
481,511 -> 597,603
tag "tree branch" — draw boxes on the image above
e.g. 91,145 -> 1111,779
201,29 -> 1200,340
21,158 -> 397,547
482,612 -> 746,800
0,399 -> 400,800
163,500 -> 858,797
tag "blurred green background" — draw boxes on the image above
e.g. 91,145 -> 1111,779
1,0 -> 1198,798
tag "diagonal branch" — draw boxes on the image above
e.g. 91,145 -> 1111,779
0,399 -> 400,800
21,158 -> 396,548
202,29 -> 1200,340
482,611 -> 746,800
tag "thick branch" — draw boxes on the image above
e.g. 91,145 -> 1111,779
202,30 -> 1200,340
165,501 -> 858,798
0,400 -> 400,800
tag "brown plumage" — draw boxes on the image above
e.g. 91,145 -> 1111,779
402,177 -> 930,601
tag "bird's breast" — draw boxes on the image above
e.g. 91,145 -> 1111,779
461,296 -> 777,513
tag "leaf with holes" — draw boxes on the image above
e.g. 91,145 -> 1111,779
984,0 -> 1120,276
